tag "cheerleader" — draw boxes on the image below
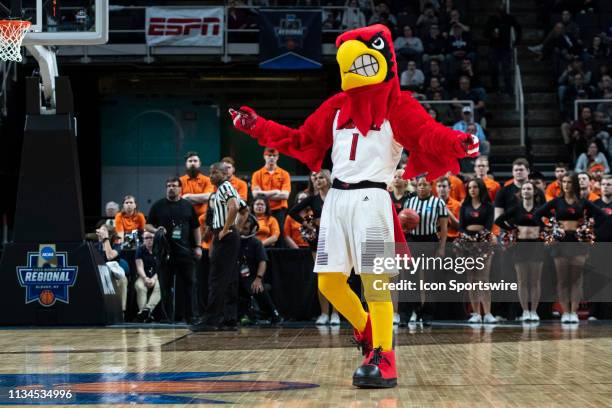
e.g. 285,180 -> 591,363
288,170 -> 337,325
459,179 -> 496,324
495,181 -> 544,322
534,172 -> 606,324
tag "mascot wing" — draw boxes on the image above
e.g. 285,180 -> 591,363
243,96 -> 341,172
390,92 -> 475,181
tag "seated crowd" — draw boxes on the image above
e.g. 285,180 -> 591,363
526,5 -> 612,162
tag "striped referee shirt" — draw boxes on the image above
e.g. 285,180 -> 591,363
209,181 -> 247,230
403,195 -> 448,236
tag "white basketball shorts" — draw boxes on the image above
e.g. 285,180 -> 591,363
314,187 -> 398,275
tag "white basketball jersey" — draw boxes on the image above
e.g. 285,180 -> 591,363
330,110 -> 403,185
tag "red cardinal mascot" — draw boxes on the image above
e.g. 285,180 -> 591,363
231,25 -> 478,388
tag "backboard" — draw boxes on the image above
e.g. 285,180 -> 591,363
0,0 -> 107,45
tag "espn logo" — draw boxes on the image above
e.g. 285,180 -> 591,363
148,17 -> 221,36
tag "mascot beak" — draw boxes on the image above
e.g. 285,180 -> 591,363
337,40 -> 388,91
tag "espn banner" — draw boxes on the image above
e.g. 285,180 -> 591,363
259,9 -> 322,69
145,7 -> 224,47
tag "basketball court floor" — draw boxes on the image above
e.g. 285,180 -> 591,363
1,321 -> 612,407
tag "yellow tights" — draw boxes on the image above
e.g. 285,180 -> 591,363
318,273 -> 393,351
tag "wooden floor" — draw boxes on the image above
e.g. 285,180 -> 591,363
1,322 -> 612,407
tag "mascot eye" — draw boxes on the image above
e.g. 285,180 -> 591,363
371,37 -> 384,50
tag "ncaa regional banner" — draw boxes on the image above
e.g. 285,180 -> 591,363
146,7 -> 224,47
259,9 -> 322,70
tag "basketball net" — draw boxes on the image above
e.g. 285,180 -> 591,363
0,19 -> 31,62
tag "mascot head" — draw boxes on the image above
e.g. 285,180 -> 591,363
335,24 -> 398,92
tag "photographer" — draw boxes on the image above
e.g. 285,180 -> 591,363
237,215 -> 282,325
134,231 -> 160,322
146,176 -> 201,323
94,222 -> 128,316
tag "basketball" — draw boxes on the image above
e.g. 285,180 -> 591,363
39,290 -> 54,306
398,209 -> 420,232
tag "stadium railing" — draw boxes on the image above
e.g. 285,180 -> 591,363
508,0 -> 526,147
574,99 -> 612,121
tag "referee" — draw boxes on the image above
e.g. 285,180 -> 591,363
403,176 -> 449,251
403,176 -> 449,323
192,162 -> 247,331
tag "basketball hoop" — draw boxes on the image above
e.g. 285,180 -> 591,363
0,19 -> 31,62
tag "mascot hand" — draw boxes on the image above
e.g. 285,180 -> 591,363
461,134 -> 480,157
229,106 -> 260,133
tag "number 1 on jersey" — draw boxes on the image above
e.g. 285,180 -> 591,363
349,133 -> 359,161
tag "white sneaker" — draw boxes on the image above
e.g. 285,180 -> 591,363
315,314 -> 329,325
528,44 -> 543,54
483,313 -> 498,324
393,313 -> 400,325
329,312 -> 340,325
530,311 -> 540,322
518,311 -> 531,321
468,313 -> 482,323
588,316 -> 597,321
569,312 -> 579,324
409,311 -> 417,323
560,313 -> 571,323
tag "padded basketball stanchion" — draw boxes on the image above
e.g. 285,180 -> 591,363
0,75 -> 123,325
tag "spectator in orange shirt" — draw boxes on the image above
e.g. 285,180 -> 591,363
545,163 -> 568,201
436,177 -> 461,240
114,195 -> 146,244
473,156 -> 500,202
252,195 -> 280,247
578,172 -> 601,201
433,171 -> 466,202
588,163 -> 606,197
221,156 -> 248,201
251,147 -> 291,237
284,192 -> 310,249
180,151 -> 214,217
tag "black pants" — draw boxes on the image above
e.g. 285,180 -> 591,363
239,276 -> 277,319
159,257 -> 198,322
488,48 -> 512,94
206,229 -> 240,326
196,250 -> 210,316
271,208 -> 287,246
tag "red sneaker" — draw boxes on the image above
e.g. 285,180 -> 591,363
352,314 -> 372,357
352,348 -> 398,388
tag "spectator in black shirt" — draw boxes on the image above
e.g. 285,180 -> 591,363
146,176 -> 201,323
494,158 -> 531,222
445,24 -> 475,79
440,8 -> 470,37
484,4 -> 522,96
424,58 -> 447,88
416,4 -> 439,39
422,24 -> 446,65
237,216 -> 282,325
134,230 -> 161,322
455,58 -> 485,99
529,11 -> 581,58
453,76 -> 486,123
